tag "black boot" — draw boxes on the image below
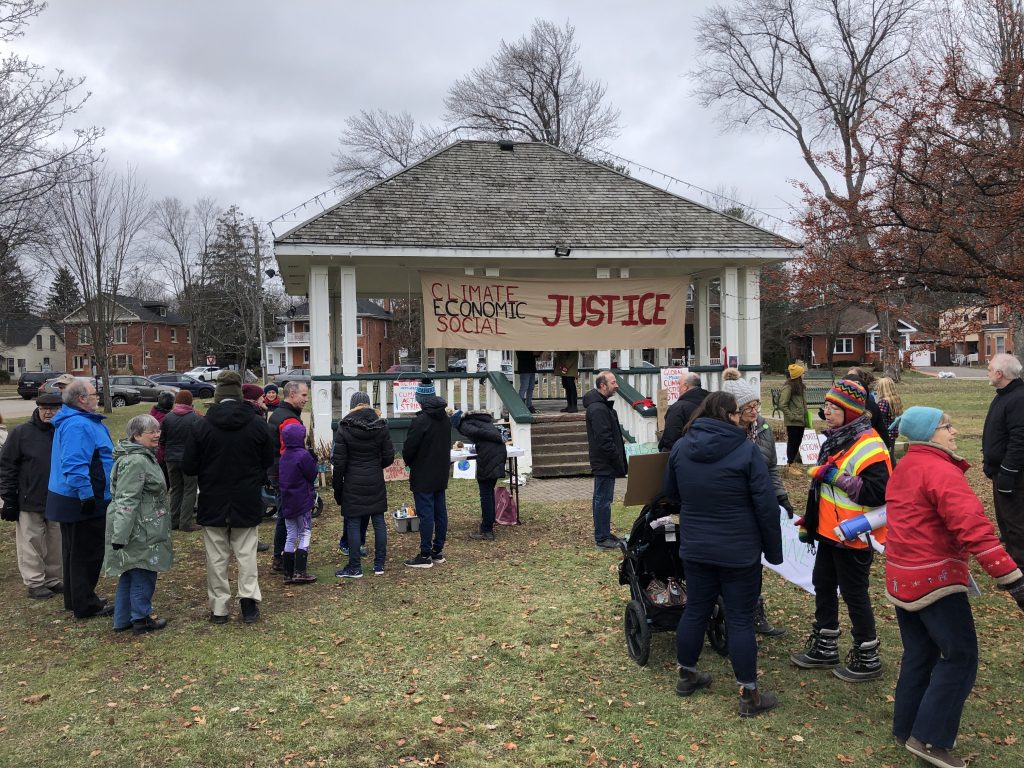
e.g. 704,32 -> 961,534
833,638 -> 882,682
738,685 -> 778,717
281,551 -> 295,582
290,549 -> 317,584
240,598 -> 260,624
754,596 -> 786,637
790,627 -> 841,668
675,667 -> 712,697
132,616 -> 168,635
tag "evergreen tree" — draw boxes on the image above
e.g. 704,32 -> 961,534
46,265 -> 82,321
0,246 -> 34,319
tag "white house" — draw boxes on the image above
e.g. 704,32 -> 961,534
0,317 -> 65,376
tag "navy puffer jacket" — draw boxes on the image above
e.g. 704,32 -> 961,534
454,412 -> 506,481
662,417 -> 783,568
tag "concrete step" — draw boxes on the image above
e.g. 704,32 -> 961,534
531,434 -> 589,449
531,462 -> 592,478
532,448 -> 593,466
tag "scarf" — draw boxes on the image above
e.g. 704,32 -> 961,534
816,414 -> 874,466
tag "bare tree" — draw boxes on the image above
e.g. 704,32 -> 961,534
330,110 -> 450,190
48,160 -> 149,412
445,19 -> 620,153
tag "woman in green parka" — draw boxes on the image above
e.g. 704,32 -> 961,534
779,363 -> 809,474
102,414 -> 173,635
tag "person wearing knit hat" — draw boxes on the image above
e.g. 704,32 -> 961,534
780,364 -> 809,474
213,371 -> 243,403
350,390 -> 371,409
173,389 -> 193,406
241,384 -> 267,417
414,378 -> 437,405
162,387 -> 201,532
791,373 -> 892,683
885,406 -> 1024,766
402,377 -> 451,569
720,368 -> 759,410
262,384 -> 280,413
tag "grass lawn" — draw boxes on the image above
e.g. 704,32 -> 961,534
1,380 -> 1022,767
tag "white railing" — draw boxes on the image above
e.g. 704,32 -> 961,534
612,396 -> 657,446
285,332 -> 310,344
338,375 -> 501,421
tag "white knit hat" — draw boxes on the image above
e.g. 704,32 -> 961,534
721,368 -> 759,408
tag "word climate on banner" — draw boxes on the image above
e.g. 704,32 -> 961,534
421,272 -> 689,350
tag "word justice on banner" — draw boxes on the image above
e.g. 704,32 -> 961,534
421,271 -> 689,349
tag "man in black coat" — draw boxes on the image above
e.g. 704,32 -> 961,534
0,393 -> 64,599
584,371 -> 628,549
402,379 -> 452,569
658,373 -> 709,452
184,372 -> 276,624
983,353 -> 1024,569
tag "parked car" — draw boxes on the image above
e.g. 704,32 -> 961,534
385,363 -> 425,374
18,370 -> 64,400
186,365 -> 224,382
150,372 -> 216,399
447,358 -> 468,372
108,375 -> 179,402
273,368 -> 311,387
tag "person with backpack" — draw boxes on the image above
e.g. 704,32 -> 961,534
450,409 -> 507,541
402,379 -> 451,569
278,422 -> 317,584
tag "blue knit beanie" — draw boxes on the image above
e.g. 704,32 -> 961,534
892,406 -> 943,442
415,378 -> 436,404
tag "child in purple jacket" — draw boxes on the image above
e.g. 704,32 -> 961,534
278,422 -> 318,584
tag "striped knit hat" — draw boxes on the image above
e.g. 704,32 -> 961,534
825,379 -> 866,423
415,378 -> 436,404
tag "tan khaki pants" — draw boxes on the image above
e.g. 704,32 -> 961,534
16,510 -> 63,589
202,526 -> 261,617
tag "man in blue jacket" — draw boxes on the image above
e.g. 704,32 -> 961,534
45,378 -> 115,619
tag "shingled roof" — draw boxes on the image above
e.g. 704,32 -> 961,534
0,316 -> 61,347
280,300 -> 391,321
277,141 -> 795,251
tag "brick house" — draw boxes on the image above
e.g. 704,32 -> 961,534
939,303 -> 1014,365
0,316 -> 65,375
63,295 -> 193,376
798,305 -> 933,367
264,299 -> 394,374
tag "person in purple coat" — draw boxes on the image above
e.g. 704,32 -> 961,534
278,422 -> 318,584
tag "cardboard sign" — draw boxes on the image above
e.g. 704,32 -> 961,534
798,430 -> 826,465
421,271 -> 689,349
383,457 -> 410,483
623,452 -> 669,507
625,442 -> 660,459
392,379 -> 421,414
660,367 -> 688,405
656,388 -> 669,436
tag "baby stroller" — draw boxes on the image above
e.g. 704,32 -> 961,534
617,495 -> 728,666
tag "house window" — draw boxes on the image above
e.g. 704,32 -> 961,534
987,337 -> 993,357
302,348 -> 310,364
167,355 -> 175,372
153,327 -> 160,342
49,335 -> 56,351
834,338 -> 854,354
170,328 -> 177,343
43,357 -> 50,367
384,322 -> 388,339
73,355 -> 85,371
36,335 -> 42,350
159,306 -> 167,317
111,354 -> 133,370
145,350 -> 151,359
5,358 -> 13,373
997,336 -> 1006,354
357,347 -> 364,366
302,322 -> 310,334
279,353 -> 285,367
114,325 -> 128,344
79,326 -> 92,344
186,330 -> 191,343
17,358 -> 26,371
356,317 -> 363,336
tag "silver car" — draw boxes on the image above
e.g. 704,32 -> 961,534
109,375 -> 179,402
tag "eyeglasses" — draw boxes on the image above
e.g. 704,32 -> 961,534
939,423 -> 955,432
741,402 -> 761,414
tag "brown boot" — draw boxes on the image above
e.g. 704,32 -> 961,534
738,685 -> 778,717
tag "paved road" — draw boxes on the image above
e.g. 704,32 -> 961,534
0,397 -> 40,422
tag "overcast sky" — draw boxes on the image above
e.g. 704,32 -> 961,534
10,1 -> 811,239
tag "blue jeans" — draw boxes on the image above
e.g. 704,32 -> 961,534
592,475 -> 615,542
677,560 -> 760,685
113,568 -> 158,627
414,490 -> 448,556
893,593 -> 978,749
339,516 -> 369,549
518,372 -> 536,407
345,514 -> 386,571
478,478 -> 497,532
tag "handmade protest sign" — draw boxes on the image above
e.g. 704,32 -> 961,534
421,272 -> 688,349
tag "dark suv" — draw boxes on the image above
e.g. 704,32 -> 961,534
18,371 -> 64,400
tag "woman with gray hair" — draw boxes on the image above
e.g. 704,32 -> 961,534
101,414 -> 173,634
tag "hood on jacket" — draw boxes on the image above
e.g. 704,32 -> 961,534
342,405 -> 387,431
582,389 -> 610,408
30,409 -> 56,431
417,394 -> 448,418
170,404 -> 195,416
205,400 -> 258,431
113,438 -> 154,460
462,411 -> 494,426
51,404 -> 106,428
282,421 -> 307,448
680,417 -> 748,463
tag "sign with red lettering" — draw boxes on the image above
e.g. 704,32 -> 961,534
421,272 -> 689,349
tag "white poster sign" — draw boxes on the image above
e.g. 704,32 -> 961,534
798,430 -> 826,465
453,458 -> 477,479
392,380 -> 421,414
660,367 -> 688,405
763,508 -> 817,595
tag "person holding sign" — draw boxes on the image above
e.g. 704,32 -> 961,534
791,379 -> 891,682
885,406 -> 1024,768
658,373 -> 708,453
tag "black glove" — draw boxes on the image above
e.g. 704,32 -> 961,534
779,495 -> 794,519
1003,577 -> 1024,614
111,542 -> 124,550
80,497 -> 97,516
1,496 -> 19,522
996,468 -> 1018,495
333,486 -> 343,507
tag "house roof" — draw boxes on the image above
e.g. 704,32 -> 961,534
277,299 -> 391,322
804,305 -> 923,335
0,316 -> 62,347
277,140 -> 796,251
65,294 -> 187,325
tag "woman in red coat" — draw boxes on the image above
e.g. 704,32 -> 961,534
886,406 -> 1024,768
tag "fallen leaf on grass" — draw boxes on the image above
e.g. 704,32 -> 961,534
791,735 -> 805,742
89,750 -> 101,758
396,738 -> 406,747
22,693 -> 50,705
431,716 -> 445,725
585,751 -> 599,766
503,742 -> 517,750
837,754 -> 854,764
485,724 -> 497,730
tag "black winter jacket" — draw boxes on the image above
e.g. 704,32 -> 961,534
455,412 -> 507,481
183,400 -> 276,528
584,389 -> 627,477
663,417 -> 783,568
658,387 -> 709,452
982,377 -> 1024,478
0,410 -> 55,514
402,395 -> 451,493
332,406 -> 395,517
159,406 -> 200,464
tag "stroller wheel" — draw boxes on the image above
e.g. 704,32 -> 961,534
312,495 -> 324,518
706,596 -> 728,657
624,599 -> 652,666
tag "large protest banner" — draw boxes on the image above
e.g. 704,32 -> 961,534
421,272 -> 689,349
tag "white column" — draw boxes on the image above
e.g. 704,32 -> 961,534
617,267 -> 631,370
738,266 -> 761,386
484,267 -> 503,415
339,266 -> 359,412
720,267 -> 740,368
308,266 -> 333,446
464,268 -> 477,373
694,278 -> 712,390
595,268 -> 612,370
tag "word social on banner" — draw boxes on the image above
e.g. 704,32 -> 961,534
421,272 -> 689,350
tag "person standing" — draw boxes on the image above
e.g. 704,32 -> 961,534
584,371 -> 627,549
184,371 -> 275,624
278,422 -> 318,584
779,363 -> 808,473
333,391 -> 395,577
262,383 -> 281,414
160,390 -> 201,532
515,351 -> 539,413
102,414 -> 173,634
886,406 -> 1024,768
982,353 -> 1024,570
658,372 -> 709,452
45,378 -> 115,619
791,379 -> 891,682
874,377 -> 902,453
402,379 -> 451,569
0,392 -> 64,600
554,351 -> 579,413
451,409 -> 506,541
663,391 -> 783,717
268,380 -> 309,571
